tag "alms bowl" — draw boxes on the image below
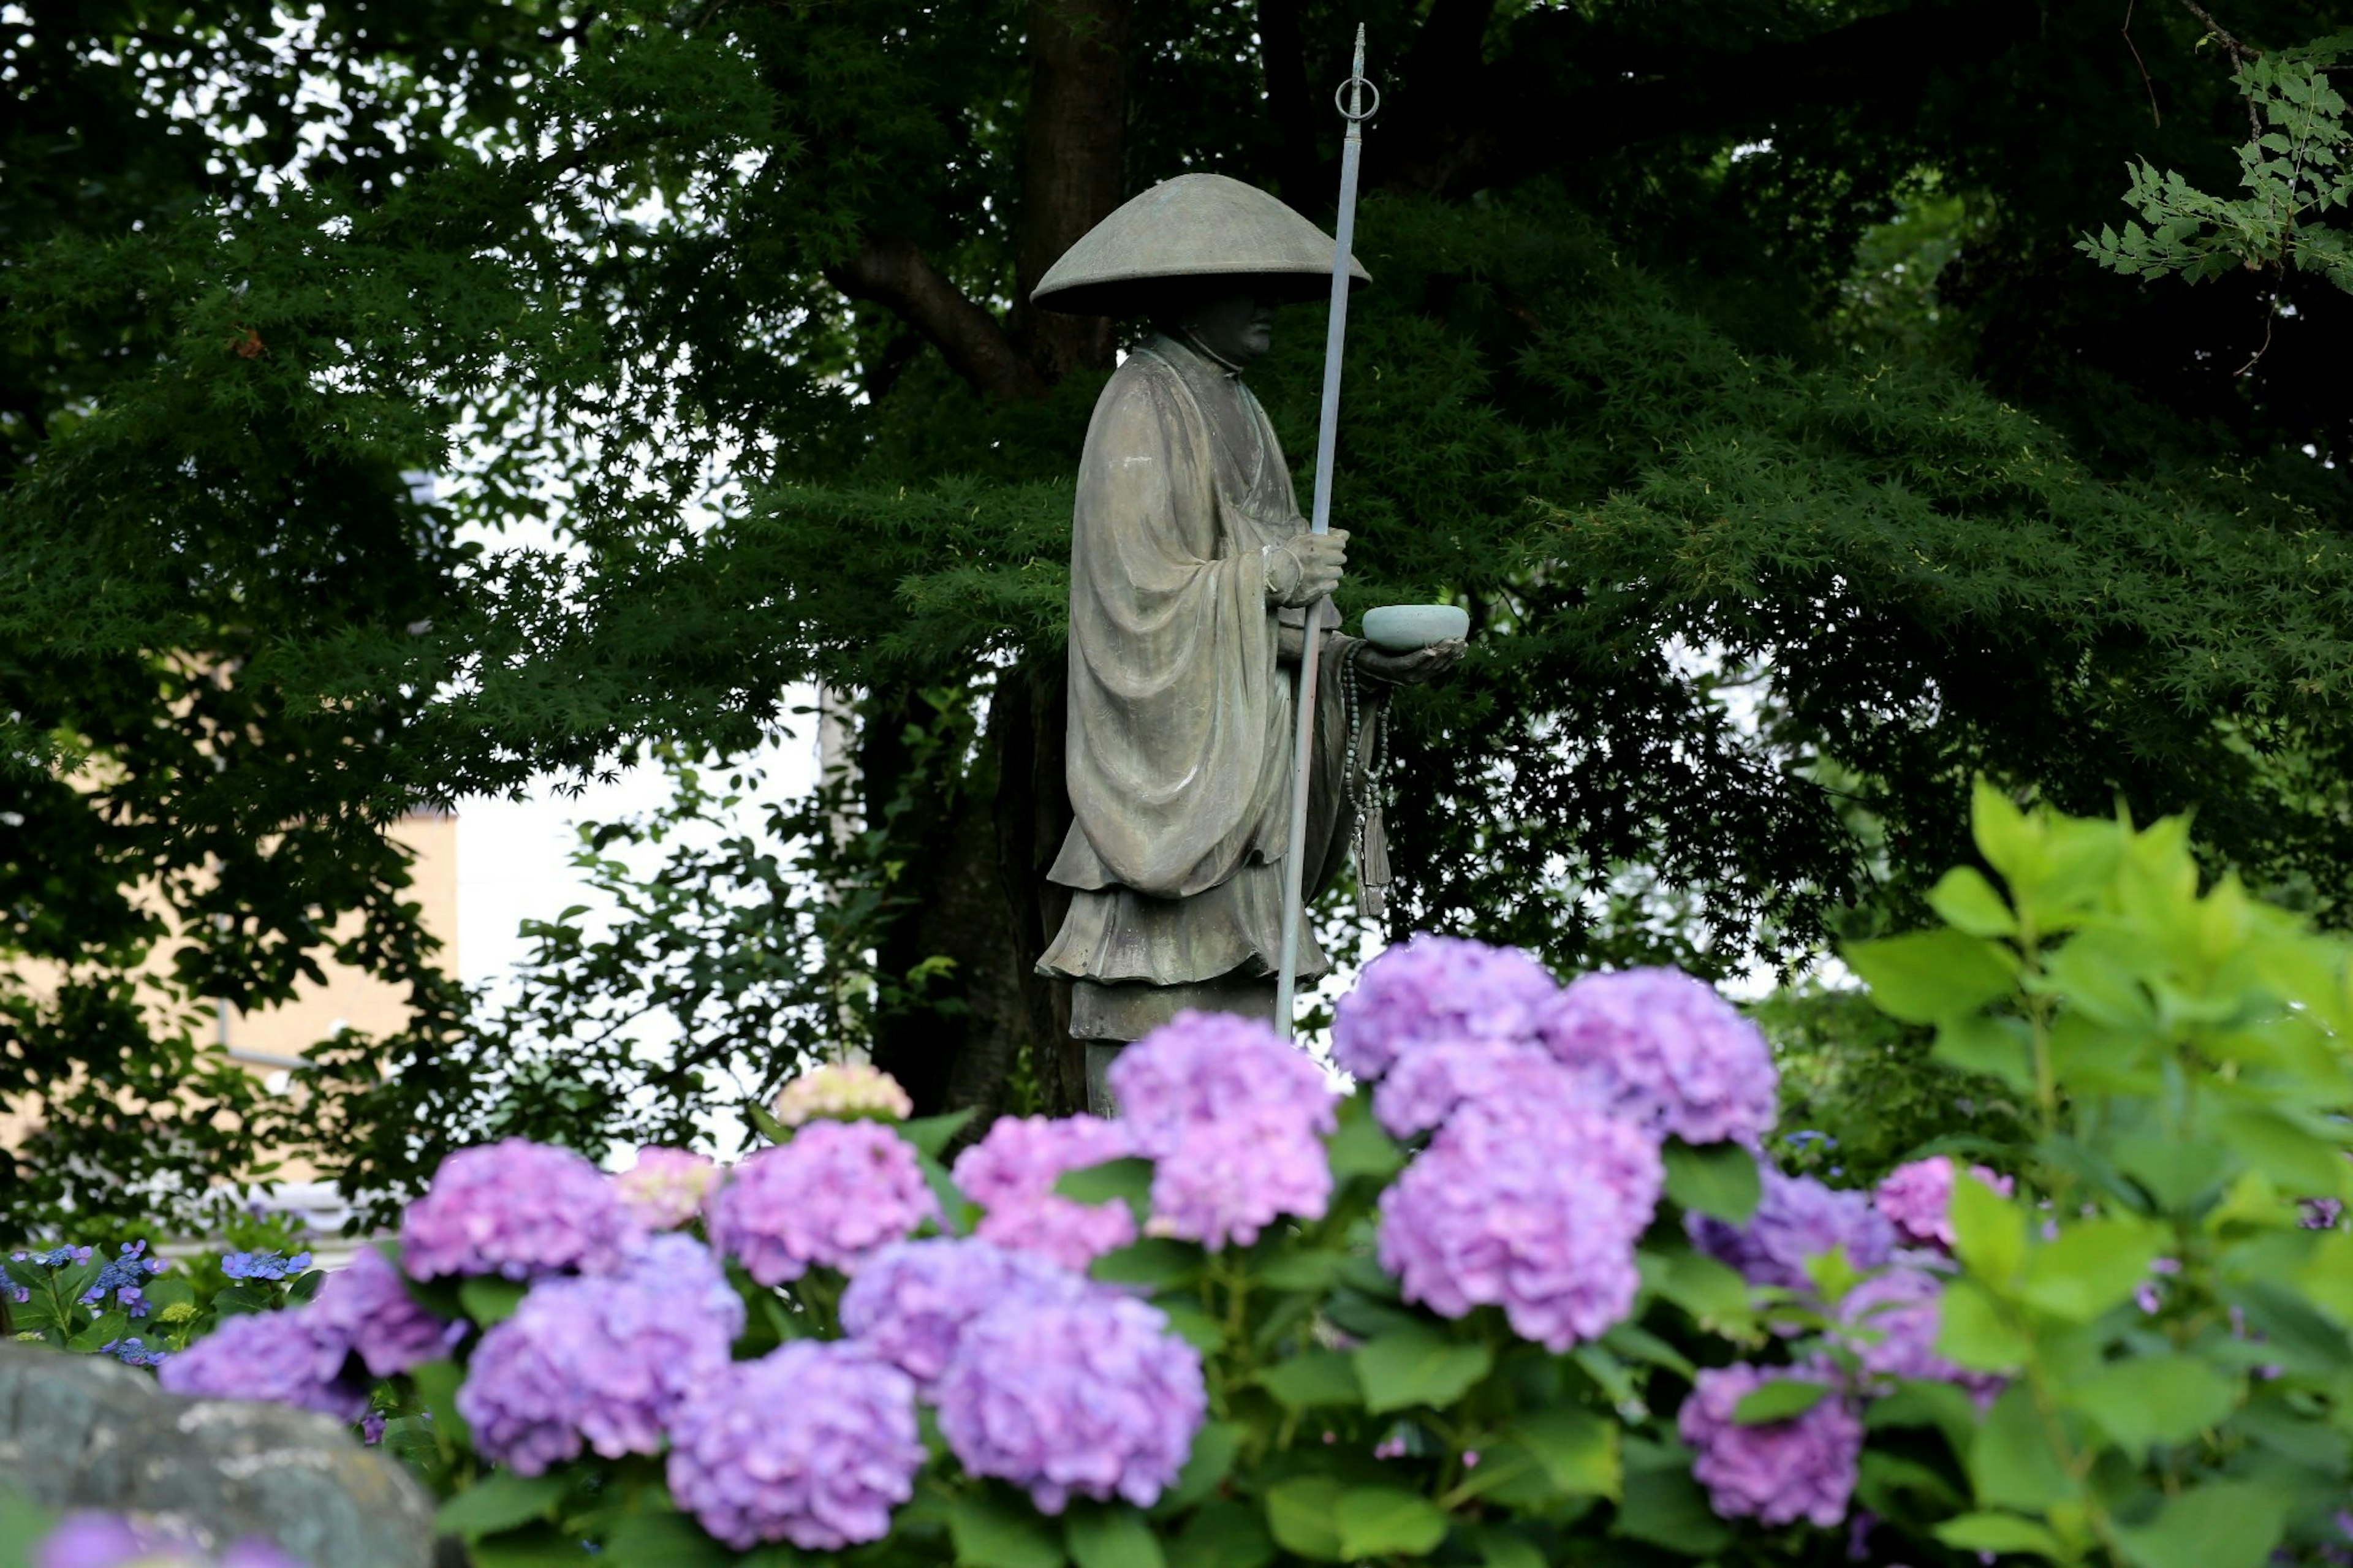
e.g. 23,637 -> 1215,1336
1361,604 -> 1470,653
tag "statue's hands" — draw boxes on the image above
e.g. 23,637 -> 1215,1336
1264,529 -> 1348,607
1354,637 -> 1466,686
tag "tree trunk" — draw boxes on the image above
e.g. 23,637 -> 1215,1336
1006,0 -> 1133,379
853,0 -> 1131,1122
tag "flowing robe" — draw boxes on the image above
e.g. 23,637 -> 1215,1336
1037,333 -> 1367,1038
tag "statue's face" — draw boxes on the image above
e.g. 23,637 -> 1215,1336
1175,292 -> 1276,366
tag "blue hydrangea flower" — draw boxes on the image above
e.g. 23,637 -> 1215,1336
99,1337 -> 169,1369
15,1244 -> 93,1270
80,1242 -> 167,1316
221,1249 -> 312,1282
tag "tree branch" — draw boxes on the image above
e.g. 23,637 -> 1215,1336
826,232 -> 1047,404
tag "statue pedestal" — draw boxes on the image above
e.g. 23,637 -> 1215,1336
1071,973 -> 1280,1114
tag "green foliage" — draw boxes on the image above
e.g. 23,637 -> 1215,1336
1760,983 -> 2025,1189
12,0 -> 2353,1235
1845,781 -> 2353,1565
2083,32 -> 2353,295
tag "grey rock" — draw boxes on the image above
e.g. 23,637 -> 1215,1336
0,1343 -> 435,1568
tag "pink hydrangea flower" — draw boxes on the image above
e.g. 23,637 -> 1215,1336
1330,936 -> 1559,1081
1874,1156 -> 2013,1251
934,1294 -> 1207,1513
1377,1091 -> 1662,1350
771,1062 -> 914,1127
1540,967 -> 1779,1146
951,1115 -> 1138,1270
1107,1012 -> 1338,1251
613,1146 -> 722,1230
707,1120 -> 938,1284
400,1138 -> 640,1281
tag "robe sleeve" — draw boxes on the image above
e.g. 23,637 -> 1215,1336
1053,357 -> 1286,898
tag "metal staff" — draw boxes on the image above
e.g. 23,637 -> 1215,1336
1274,26 -> 1379,1037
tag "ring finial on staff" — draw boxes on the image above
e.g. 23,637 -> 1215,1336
1337,23 -> 1380,122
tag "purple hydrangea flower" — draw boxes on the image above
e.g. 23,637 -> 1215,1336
1678,1362 -> 1861,1528
841,1238 -> 1089,1385
35,1515 -> 307,1568
1540,968 -> 1778,1146
952,1115 -> 1139,1271
458,1237 -> 741,1475
361,1412 -> 387,1445
1330,936 -> 1560,1081
1377,1095 -> 1663,1350
1107,1012 -> 1337,1250
613,1145 -> 723,1230
935,1294 -> 1207,1513
310,1245 -> 455,1378
601,1231 -> 747,1341
1835,1267 -> 1963,1384
706,1121 -> 939,1285
1874,1157 -> 2014,1251
157,1308 -> 363,1422
1689,1167 -> 1897,1293
400,1139 -> 641,1282
1370,1036 -> 1561,1140
667,1341 -> 924,1551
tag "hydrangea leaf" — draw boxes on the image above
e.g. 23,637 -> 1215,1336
1167,1501 -> 1272,1568
1934,1280 -> 2031,1372
1325,1114 -> 1404,1181
1506,1407 -> 1620,1499
1254,1249 -> 1345,1293
1928,866 -> 2018,938
1353,1325 -> 1495,1414
949,1492 -> 1067,1568
746,1103 -> 793,1146
459,1277 -> 529,1327
1254,1348 -> 1363,1411
1968,1385 -> 2072,1511
1460,1522 -> 1548,1568
1089,1239 -> 1204,1292
1863,1379 -> 1979,1449
1263,1475 -> 1347,1561
1932,1512 -> 2068,1560
2014,1219 -> 2162,1323
898,1108 -> 979,1162
1610,1454 -> 1732,1556
1052,1157 -> 1155,1209
1659,1140 -> 1761,1224
1729,1377 -> 1830,1425
2064,1354 -> 2234,1457
1930,1015 -> 2035,1094
470,1526 -> 616,1567
1846,930 -> 2018,1025
1152,1420 -> 1243,1516
1064,1502 -> 1165,1568
2110,1482 -> 2288,1568
1857,1449 -> 1966,1515
1332,1488 -> 1449,1559
601,1510 -> 738,1567
409,1357 -> 472,1451
433,1471 -> 572,1540
1156,1300 -> 1226,1354
1950,1170 -> 2027,1286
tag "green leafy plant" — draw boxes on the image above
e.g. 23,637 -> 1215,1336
1847,782 -> 2353,1566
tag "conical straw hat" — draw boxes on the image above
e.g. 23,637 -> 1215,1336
1031,172 -> 1372,316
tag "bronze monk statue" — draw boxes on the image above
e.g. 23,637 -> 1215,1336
1028,173 -> 1462,1110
